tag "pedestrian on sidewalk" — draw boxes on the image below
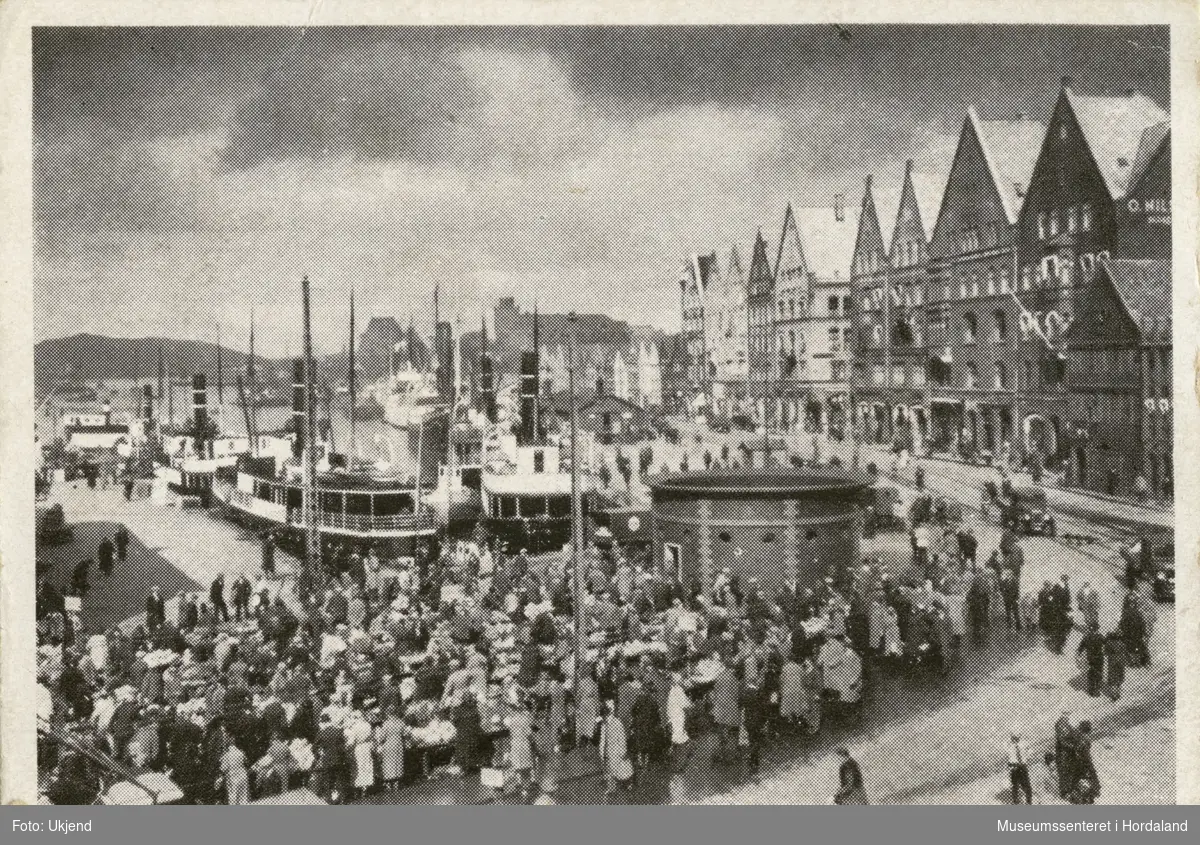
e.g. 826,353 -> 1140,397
1007,727 -> 1033,805
98,537 -> 115,578
832,747 -> 868,804
1053,712 -> 1079,800
1103,631 -> 1126,701
1076,622 -> 1106,697
210,574 -> 231,623
114,525 -> 129,562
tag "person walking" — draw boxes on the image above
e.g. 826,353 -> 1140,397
210,575 -> 230,623
376,706 -> 407,791
506,697 -> 535,800
833,747 -> 868,804
666,672 -> 692,773
1120,593 -> 1149,667
1071,721 -> 1100,804
710,659 -> 742,764
218,730 -> 250,806
1104,631 -> 1127,702
1053,712 -> 1078,800
1000,569 -> 1021,631
598,701 -> 633,800
345,710 -> 376,800
742,683 -> 769,779
97,538 -> 115,578
114,525 -> 130,563
231,575 -> 252,622
1077,622 -> 1106,697
1007,727 -> 1033,804
145,586 -> 165,633
1076,582 -> 1100,631
261,532 -> 277,578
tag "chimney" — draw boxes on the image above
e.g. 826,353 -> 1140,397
834,193 -> 845,222
192,374 -> 208,438
292,360 -> 305,457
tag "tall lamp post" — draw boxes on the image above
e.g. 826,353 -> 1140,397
568,312 -> 587,740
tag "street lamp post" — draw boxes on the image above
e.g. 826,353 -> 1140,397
568,312 -> 587,740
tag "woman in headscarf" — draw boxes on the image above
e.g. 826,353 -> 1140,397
376,704 -> 408,790
598,700 -> 632,801
345,709 -> 376,799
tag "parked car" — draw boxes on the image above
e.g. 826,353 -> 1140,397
1002,487 -> 1056,536
1132,532 -> 1175,602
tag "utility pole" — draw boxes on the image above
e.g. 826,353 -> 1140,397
301,274 -> 321,603
568,312 -> 586,739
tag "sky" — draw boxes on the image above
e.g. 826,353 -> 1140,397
33,26 -> 1169,355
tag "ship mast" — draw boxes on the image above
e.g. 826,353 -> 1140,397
348,287 -> 357,463
300,274 -> 320,602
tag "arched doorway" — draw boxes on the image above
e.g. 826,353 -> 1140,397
1023,414 -> 1058,458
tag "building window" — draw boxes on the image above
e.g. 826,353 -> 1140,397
994,309 -> 1008,341
533,450 -> 545,473
828,295 -> 840,313
1038,211 -> 1048,240
1049,209 -> 1060,236
843,296 -> 852,312
995,361 -> 1009,390
829,327 -> 841,354
965,363 -> 979,389
1068,204 -> 1079,232
1081,202 -> 1092,231
963,312 -> 978,344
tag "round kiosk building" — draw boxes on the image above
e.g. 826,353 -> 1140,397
648,468 -> 871,596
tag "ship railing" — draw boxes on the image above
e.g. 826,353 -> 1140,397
285,508 -> 436,533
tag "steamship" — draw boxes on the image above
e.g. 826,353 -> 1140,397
479,334 -> 591,553
215,360 -> 436,553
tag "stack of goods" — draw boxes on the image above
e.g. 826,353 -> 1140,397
410,716 -> 457,748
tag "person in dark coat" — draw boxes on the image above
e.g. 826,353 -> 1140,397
145,587 -> 166,633
1070,721 -> 1100,804
72,558 -> 92,596
261,533 -> 277,578
629,684 -> 664,771
231,575 -> 252,622
114,525 -> 130,562
98,538 -> 115,577
453,694 -> 484,773
210,575 -> 230,622
1119,594 -> 1149,667
742,684 -> 770,777
1053,713 -> 1079,799
1048,576 -> 1072,654
1077,623 -> 1105,697
833,747 -> 868,804
1104,632 -> 1127,701
312,713 -> 348,803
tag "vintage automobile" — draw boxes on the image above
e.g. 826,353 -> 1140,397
1002,487 -> 1056,536
1126,532 -> 1175,602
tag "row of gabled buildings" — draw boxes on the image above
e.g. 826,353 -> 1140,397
681,79 -> 1172,496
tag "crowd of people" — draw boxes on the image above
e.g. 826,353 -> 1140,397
35,460 -> 1159,807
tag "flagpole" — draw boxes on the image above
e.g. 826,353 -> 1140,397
349,287 -> 358,463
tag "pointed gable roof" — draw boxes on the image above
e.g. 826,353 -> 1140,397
1099,259 -> 1171,340
1064,88 -> 1169,199
794,206 -> 860,282
774,203 -> 807,283
1126,121 -> 1170,196
747,229 -> 774,297
851,176 -> 885,272
909,170 -> 950,241
969,106 -> 1046,224
726,244 -> 745,285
